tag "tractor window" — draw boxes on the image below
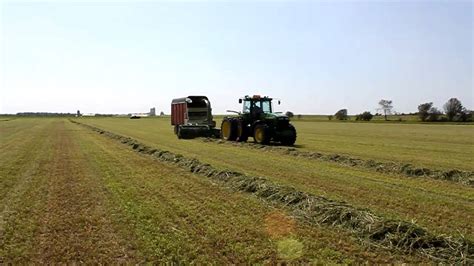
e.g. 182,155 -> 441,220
243,100 -> 251,113
261,100 -> 272,113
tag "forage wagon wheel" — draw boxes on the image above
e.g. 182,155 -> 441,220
174,125 -> 179,135
177,126 -> 190,139
253,124 -> 270,144
236,120 -> 249,142
177,125 -> 184,139
221,118 -> 238,141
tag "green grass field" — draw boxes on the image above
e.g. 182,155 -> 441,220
1,117 -> 472,263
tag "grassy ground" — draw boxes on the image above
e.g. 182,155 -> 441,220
77,117 -> 473,241
1,118 -> 426,263
98,116 -> 474,170
291,120 -> 474,171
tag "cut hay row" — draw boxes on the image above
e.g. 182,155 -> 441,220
70,120 -> 473,263
199,138 -> 474,187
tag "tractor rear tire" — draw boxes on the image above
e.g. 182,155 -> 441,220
221,118 -> 237,141
236,120 -> 248,142
253,124 -> 270,144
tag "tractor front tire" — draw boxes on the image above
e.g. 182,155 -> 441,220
280,125 -> 297,146
221,118 -> 237,141
253,124 -> 270,144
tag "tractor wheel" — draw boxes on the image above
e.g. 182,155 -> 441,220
177,126 -> 184,139
236,120 -> 248,142
177,126 -> 193,139
221,118 -> 237,141
253,124 -> 270,144
280,124 -> 297,146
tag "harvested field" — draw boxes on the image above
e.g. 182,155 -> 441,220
78,117 -> 474,240
1,117 -> 472,263
72,120 -> 474,263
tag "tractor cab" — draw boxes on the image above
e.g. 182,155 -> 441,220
239,95 -> 277,119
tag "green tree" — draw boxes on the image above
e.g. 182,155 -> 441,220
443,98 -> 463,121
355,111 -> 373,121
417,102 -> 433,122
378,99 -> 393,121
426,107 -> 442,122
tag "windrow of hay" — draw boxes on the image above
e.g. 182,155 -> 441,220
70,120 -> 473,263
199,138 -> 474,187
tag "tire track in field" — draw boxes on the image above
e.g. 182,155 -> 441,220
71,120 -> 473,263
33,121 -> 136,263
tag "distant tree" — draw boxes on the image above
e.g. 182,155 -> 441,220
160,111 -> 165,116
443,98 -> 463,121
297,114 -> 302,119
457,108 -> 472,122
426,107 -> 442,122
334,109 -> 348,120
16,112 -> 76,117
378,99 -> 393,121
327,115 -> 333,120
418,102 -> 433,122
464,110 -> 474,122
355,111 -> 373,121
285,111 -> 294,118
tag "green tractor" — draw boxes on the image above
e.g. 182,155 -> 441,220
221,95 -> 297,145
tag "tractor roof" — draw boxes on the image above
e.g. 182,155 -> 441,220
242,95 -> 273,101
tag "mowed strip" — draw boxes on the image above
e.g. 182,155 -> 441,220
80,118 -> 474,239
69,121 -> 425,263
0,120 -> 57,261
1,120 -> 135,263
0,119 -> 52,202
33,121 -> 137,262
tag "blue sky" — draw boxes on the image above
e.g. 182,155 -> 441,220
1,0 -> 472,114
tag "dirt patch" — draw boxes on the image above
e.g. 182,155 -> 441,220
70,120 -> 473,263
199,138 -> 474,187
264,211 -> 296,239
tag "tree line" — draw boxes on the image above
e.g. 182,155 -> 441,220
328,98 -> 473,122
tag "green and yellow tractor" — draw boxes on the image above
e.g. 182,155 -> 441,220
221,95 -> 297,145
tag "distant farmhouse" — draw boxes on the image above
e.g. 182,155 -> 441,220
129,107 -> 157,118
82,113 -> 96,117
76,107 -> 157,118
